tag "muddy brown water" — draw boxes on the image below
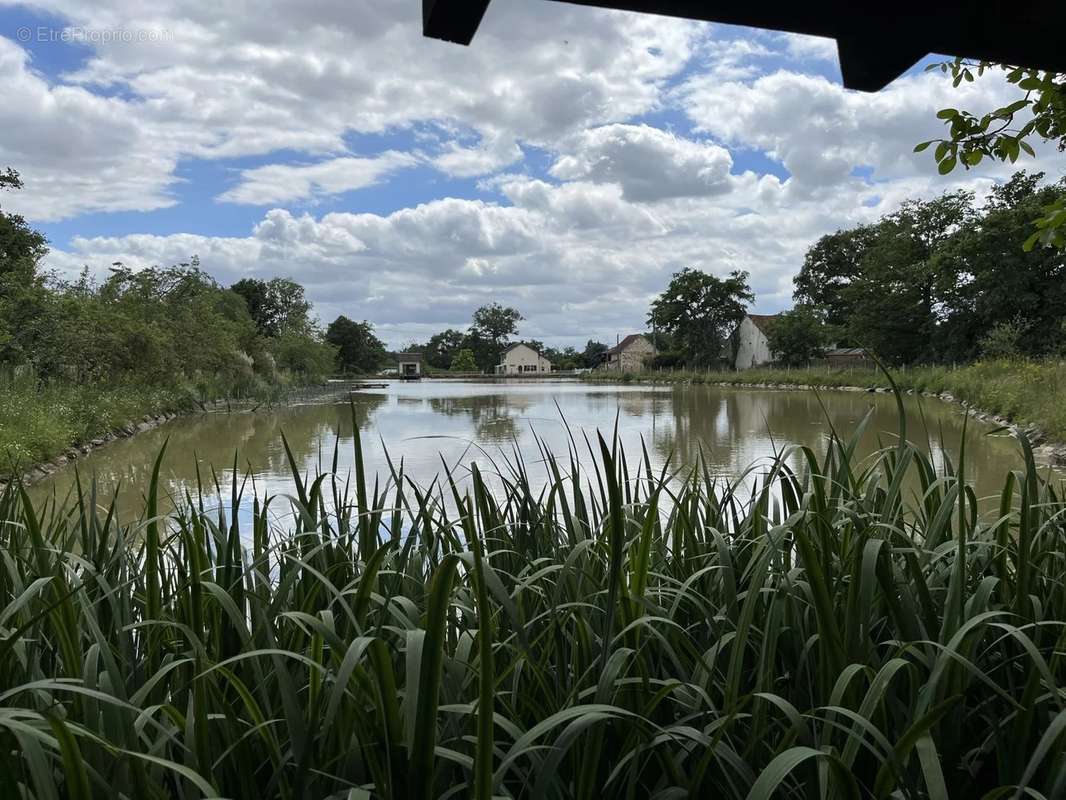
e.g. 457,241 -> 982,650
31,380 -> 1029,523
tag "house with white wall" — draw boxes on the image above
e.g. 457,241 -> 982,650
495,343 -> 552,375
730,314 -> 779,370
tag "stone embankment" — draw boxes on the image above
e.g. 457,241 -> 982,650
4,411 -> 181,489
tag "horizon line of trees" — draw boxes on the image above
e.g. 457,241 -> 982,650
2,168 -> 352,394
780,170 -> 1066,365
399,303 -> 612,373
644,170 -> 1066,371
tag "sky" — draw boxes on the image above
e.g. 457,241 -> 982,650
1,1 -> 1062,349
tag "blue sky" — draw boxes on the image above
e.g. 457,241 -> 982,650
0,0 -> 1045,347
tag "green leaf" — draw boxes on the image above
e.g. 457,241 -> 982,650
913,141 -> 933,153
937,156 -> 957,175
410,556 -> 460,800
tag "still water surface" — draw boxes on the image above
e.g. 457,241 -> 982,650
33,380 -> 1025,519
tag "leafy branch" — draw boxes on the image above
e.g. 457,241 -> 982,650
915,58 -> 1065,249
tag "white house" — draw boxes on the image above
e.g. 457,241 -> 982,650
730,314 -> 779,370
603,334 -> 657,372
495,343 -> 552,375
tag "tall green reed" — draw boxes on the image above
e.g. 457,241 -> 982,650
1,395 -> 1065,799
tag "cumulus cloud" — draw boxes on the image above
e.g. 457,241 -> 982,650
217,151 -> 420,204
678,68 -> 1047,189
550,124 -> 734,201
0,36 -> 186,220
9,0 -> 1056,347
1,0 -> 702,218
431,134 -> 523,178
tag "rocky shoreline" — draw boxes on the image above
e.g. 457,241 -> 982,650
2,410 -> 183,490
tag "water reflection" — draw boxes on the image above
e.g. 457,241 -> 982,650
33,380 -> 1024,517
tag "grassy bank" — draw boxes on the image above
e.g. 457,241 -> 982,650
0,373 -> 194,473
0,371 -> 346,479
588,359 -> 1066,441
2,403 -> 1065,798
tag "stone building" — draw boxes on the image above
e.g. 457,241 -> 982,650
604,334 -> 657,372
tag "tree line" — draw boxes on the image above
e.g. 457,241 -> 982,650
782,170 -> 1066,365
639,171 -> 1066,370
0,170 -> 369,395
404,303 -> 610,373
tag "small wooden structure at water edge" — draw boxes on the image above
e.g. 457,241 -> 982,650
397,352 -> 424,380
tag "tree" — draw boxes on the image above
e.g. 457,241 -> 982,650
459,330 -> 497,372
231,277 -> 312,337
549,346 -> 580,371
648,268 -> 753,367
916,60 -> 1066,249
793,225 -> 879,334
842,191 -> 973,364
325,316 -> 386,374
449,348 -> 478,372
273,330 -> 336,380
581,340 -> 608,369
469,303 -> 523,367
424,328 -> 466,370
930,172 -> 1066,360
766,306 -> 830,366
0,168 -> 49,363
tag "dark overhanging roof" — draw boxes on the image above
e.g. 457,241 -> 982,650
423,1 -> 1065,91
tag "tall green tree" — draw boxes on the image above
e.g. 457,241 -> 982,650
424,328 -> 466,370
843,191 -> 973,364
581,340 -> 608,369
231,277 -> 312,337
325,316 -> 386,374
648,268 -> 753,367
765,306 -> 830,366
469,303 -> 523,369
793,225 -> 878,334
931,172 -> 1066,360
0,169 -> 49,363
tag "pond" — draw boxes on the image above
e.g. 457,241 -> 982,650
31,380 -> 1025,520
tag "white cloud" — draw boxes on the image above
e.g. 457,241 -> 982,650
1,0 -> 703,218
217,151 -> 419,205
550,124 -> 734,201
9,0 -> 1059,348
678,68 -> 1047,189
0,36 -> 186,220
431,133 -> 523,178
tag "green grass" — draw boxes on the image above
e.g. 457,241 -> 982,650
587,359 -> 1066,441
2,396 -> 1066,798
0,371 -> 193,473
